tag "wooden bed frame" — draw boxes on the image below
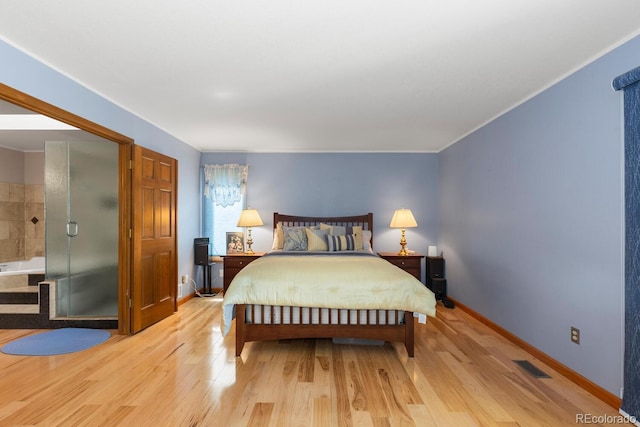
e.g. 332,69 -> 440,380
234,212 -> 415,357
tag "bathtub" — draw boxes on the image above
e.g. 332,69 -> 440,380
0,257 -> 45,291
0,257 -> 45,276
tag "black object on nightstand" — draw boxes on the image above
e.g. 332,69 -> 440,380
426,256 -> 455,309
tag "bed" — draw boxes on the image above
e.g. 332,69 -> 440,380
222,213 -> 437,357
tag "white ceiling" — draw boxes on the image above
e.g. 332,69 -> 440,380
1,1 -> 640,153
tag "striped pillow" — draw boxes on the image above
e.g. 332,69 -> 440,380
327,234 -> 356,251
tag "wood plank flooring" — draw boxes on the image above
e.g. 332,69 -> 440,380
0,296 -> 629,426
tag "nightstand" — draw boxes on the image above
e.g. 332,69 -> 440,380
377,252 -> 424,281
223,253 -> 263,292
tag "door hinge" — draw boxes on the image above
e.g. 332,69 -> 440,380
128,298 -> 132,309
129,159 -> 133,170
129,228 -> 132,238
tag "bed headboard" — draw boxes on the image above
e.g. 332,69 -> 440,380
273,212 -> 374,247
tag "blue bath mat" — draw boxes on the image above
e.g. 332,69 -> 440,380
1,328 -> 110,356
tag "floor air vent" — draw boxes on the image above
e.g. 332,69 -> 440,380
514,360 -> 551,378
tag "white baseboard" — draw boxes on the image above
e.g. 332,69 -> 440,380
618,409 -> 639,426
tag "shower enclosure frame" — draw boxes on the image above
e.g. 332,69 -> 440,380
45,140 -> 120,318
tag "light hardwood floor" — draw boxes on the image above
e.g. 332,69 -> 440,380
0,296 -> 629,426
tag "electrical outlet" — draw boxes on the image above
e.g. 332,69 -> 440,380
178,283 -> 183,298
571,326 -> 580,344
219,269 -> 223,277
181,274 -> 188,284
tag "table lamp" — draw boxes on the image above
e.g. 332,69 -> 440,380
236,208 -> 263,254
389,208 -> 417,256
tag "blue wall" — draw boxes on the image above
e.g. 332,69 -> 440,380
0,39 -> 202,294
201,152 -> 440,263
439,34 -> 640,396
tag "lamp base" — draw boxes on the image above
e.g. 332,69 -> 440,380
397,228 -> 409,256
397,247 -> 409,256
245,228 -> 254,254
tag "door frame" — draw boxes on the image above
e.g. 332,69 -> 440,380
0,83 -> 134,334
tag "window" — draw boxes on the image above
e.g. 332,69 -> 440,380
203,193 -> 245,255
201,164 -> 248,255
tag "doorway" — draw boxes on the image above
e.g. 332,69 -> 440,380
0,82 -> 134,334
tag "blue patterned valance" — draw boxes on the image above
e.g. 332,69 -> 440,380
613,66 -> 640,91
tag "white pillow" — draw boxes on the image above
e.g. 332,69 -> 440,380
362,230 -> 372,251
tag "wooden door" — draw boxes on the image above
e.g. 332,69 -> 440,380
131,145 -> 177,333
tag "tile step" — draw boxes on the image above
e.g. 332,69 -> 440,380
0,291 -> 39,305
0,304 -> 39,314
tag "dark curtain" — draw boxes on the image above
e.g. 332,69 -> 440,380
613,66 -> 640,418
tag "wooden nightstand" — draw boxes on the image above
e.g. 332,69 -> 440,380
377,252 -> 424,281
223,253 -> 263,292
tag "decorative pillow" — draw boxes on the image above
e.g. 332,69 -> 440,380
320,223 -> 346,236
332,225 -> 346,236
327,234 -> 356,251
305,227 -> 329,251
350,225 -> 364,250
283,226 -> 308,251
271,222 -> 285,250
362,230 -> 372,251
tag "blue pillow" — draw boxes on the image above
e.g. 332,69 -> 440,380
283,226 -> 308,251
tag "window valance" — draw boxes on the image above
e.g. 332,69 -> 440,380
203,164 -> 248,207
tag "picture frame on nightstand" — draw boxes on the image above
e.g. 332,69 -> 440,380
226,231 -> 244,254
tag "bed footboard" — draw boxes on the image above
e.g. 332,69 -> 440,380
235,304 -> 414,357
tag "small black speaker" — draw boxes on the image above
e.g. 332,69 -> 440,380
427,256 -> 444,278
194,238 -> 210,266
432,278 -> 447,300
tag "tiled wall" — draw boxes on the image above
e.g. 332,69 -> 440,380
0,182 -> 44,262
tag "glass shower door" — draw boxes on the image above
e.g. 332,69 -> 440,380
45,140 -> 118,317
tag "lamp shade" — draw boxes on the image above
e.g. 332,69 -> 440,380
237,209 -> 264,227
389,208 -> 417,228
